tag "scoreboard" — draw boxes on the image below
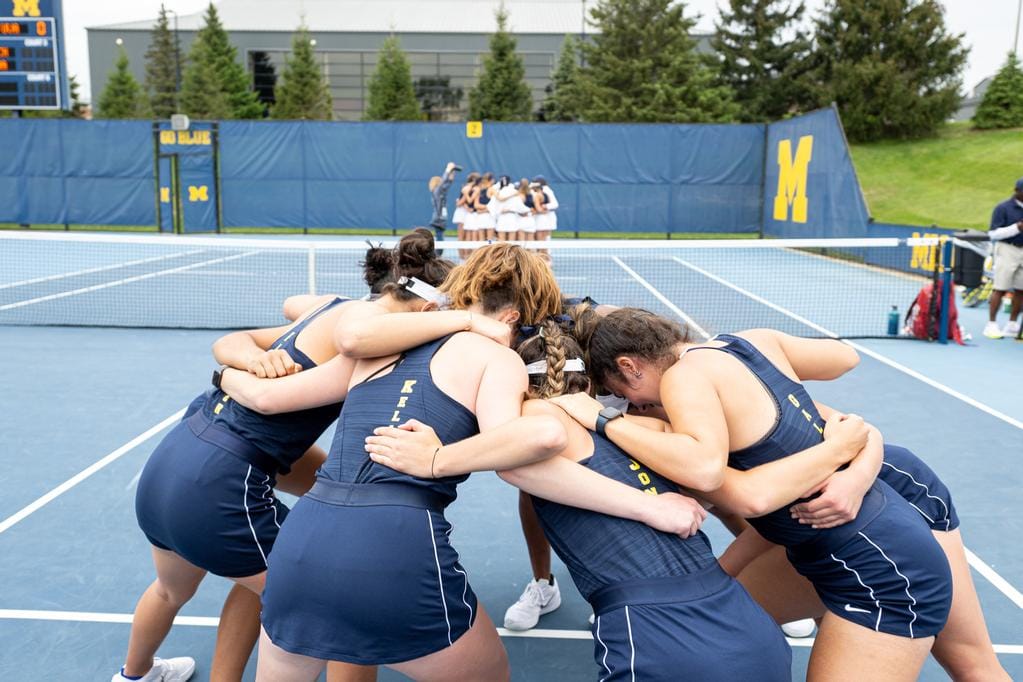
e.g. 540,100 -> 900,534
0,0 -> 68,110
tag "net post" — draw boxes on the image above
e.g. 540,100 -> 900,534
938,237 -> 953,344
307,247 -> 317,295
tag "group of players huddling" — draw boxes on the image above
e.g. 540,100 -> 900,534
112,231 -> 1008,682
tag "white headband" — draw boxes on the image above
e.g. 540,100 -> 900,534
397,276 -> 449,306
525,358 -> 585,375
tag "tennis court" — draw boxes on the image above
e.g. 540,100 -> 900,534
0,232 -> 1020,680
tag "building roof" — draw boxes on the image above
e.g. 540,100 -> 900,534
89,0 -> 592,34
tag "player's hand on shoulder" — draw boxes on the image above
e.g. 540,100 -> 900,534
548,392 -> 604,431
642,492 -> 708,538
365,419 -> 442,478
468,314 -> 513,347
247,349 -> 302,378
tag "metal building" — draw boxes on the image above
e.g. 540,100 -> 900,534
86,0 -> 710,120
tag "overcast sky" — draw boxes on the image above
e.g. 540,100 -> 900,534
68,0 -> 1015,102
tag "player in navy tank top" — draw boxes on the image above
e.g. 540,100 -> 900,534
554,309 -> 954,682
117,295 -> 371,682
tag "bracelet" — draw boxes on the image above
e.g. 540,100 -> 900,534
431,446 -> 442,479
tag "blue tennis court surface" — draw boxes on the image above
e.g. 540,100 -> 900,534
0,236 -> 1020,680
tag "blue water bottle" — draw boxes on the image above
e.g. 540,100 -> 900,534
887,305 -> 900,336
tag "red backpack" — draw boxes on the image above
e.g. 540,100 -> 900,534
905,282 -> 964,344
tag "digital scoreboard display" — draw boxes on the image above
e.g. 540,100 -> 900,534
0,0 -> 68,110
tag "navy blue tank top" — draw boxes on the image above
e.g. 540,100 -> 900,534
203,297 -> 350,473
478,191 -> 491,206
318,335 -> 479,506
690,334 -> 834,546
532,433 -> 716,600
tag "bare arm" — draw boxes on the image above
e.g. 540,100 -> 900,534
550,365 -> 729,492
212,324 -> 294,374
219,355 -> 355,414
703,414 -> 869,517
774,330 -> 860,381
335,306 -> 511,359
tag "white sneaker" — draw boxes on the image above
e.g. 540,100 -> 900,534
503,577 -> 561,630
781,618 -> 816,638
112,657 -> 196,682
1003,320 -> 1021,337
983,321 -> 1004,339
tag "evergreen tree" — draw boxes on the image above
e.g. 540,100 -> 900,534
468,4 -> 532,121
68,75 -> 86,118
272,25 -> 333,120
973,53 -> 1023,129
97,47 -> 148,119
713,0 -> 814,122
363,35 -> 421,121
541,34 -> 582,122
180,3 -> 262,119
576,0 -> 736,123
144,4 -> 180,118
813,0 -> 967,142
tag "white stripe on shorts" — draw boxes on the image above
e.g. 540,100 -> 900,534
426,510 -> 453,645
858,531 -> 919,638
242,465 -> 268,567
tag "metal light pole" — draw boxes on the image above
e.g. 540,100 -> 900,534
1016,0 -> 1022,55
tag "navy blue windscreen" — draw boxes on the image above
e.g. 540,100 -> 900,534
532,433 -> 716,600
318,335 -> 479,506
206,297 -> 350,472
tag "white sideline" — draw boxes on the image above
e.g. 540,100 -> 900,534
0,249 -> 206,291
0,609 -> 1020,654
611,256 -> 710,339
670,256 -> 1023,609
0,410 -> 184,535
0,252 -> 261,312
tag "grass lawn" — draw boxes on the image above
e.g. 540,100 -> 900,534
850,122 -> 1023,231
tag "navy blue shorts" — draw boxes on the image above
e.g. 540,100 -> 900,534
261,480 -> 477,664
789,482 -> 952,638
878,444 -> 959,532
589,565 -> 790,681
135,417 -> 287,578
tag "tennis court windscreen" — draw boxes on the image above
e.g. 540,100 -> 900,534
0,232 -> 943,339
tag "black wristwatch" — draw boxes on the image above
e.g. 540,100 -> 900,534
212,365 -> 229,390
595,406 -> 624,437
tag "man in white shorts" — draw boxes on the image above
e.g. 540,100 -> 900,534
984,178 -> 1023,339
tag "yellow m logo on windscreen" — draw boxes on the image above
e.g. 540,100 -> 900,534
12,0 -> 41,17
773,136 -> 813,223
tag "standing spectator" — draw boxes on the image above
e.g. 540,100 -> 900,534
428,162 -> 460,248
983,178 -> 1023,339
532,175 -> 559,243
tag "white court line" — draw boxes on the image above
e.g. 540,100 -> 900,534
0,609 -> 1021,654
672,256 -> 1023,609
611,256 -> 710,340
0,410 -> 184,535
0,250 -> 207,291
0,251 -> 261,312
966,547 -> 1023,609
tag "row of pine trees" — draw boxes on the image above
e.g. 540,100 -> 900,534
94,0 -> 1022,143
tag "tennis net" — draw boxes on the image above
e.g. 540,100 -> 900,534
0,231 -> 946,339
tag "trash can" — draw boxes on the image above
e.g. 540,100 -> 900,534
952,230 -> 987,289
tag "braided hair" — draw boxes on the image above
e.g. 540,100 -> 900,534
517,319 -> 589,399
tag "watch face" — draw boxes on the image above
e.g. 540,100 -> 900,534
599,406 -> 622,420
